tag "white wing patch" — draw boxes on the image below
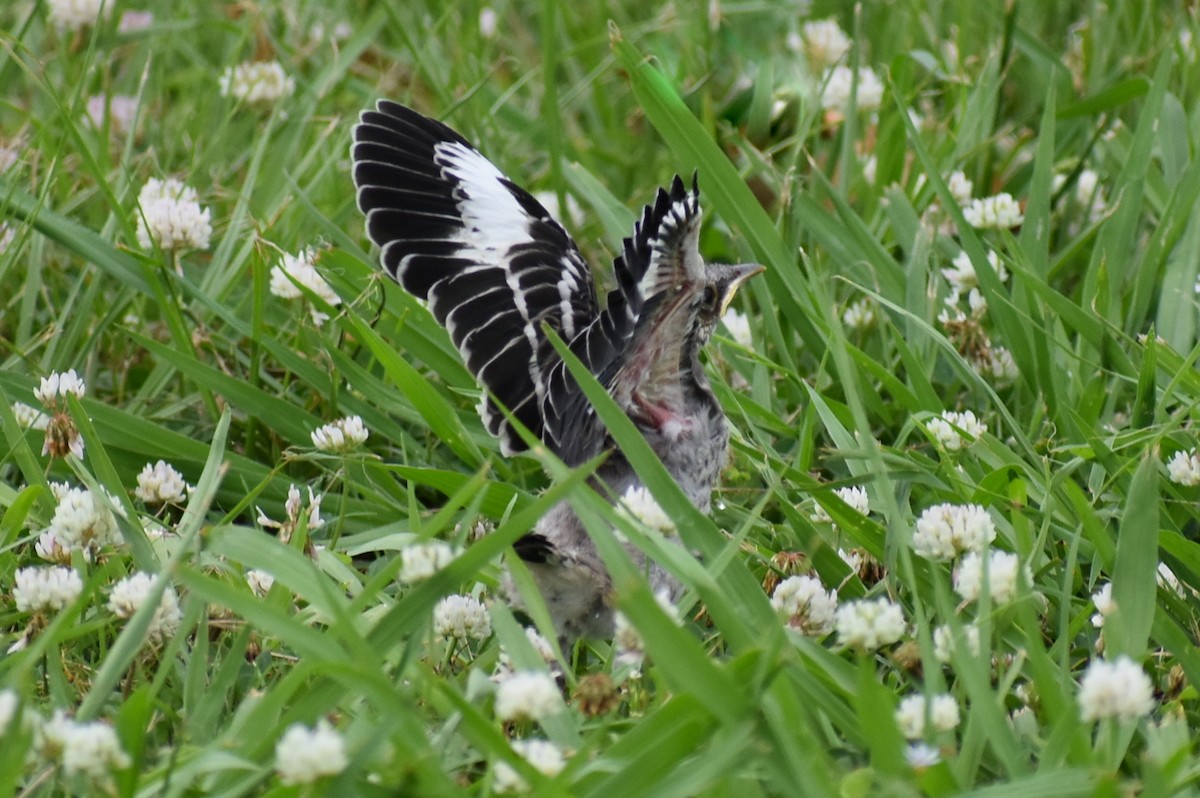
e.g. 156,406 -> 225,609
434,141 -> 547,407
435,142 -> 535,250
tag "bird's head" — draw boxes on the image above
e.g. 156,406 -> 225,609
692,262 -> 766,347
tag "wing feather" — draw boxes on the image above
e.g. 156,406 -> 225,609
352,100 -> 598,454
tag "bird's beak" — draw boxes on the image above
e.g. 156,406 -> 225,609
719,263 -> 766,316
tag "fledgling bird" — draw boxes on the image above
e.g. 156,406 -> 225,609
351,101 -> 762,643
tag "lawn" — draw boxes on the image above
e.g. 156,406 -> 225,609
2,0 -> 1200,795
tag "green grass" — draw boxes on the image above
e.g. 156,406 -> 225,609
3,0 -> 1200,794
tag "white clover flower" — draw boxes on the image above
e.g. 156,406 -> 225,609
47,0 -> 111,31
799,19 -> 851,67
840,485 -> 870,514
841,297 -> 876,330
973,346 -> 1019,382
117,10 -> 153,33
953,549 -> 1027,605
135,178 -> 212,251
721,308 -> 753,347
134,460 -> 190,505
821,65 -> 884,114
771,575 -> 838,636
35,530 -> 70,564
1091,582 -> 1114,628
432,594 -> 491,642
33,708 -> 73,758
835,597 -> 906,650
838,547 -> 863,573
1166,449 -> 1200,486
926,410 -> 988,452
13,566 -> 83,612
288,484 -> 325,530
246,569 -> 276,596
479,7 -> 498,38
1077,656 -> 1155,722
811,485 -> 870,527
260,484 -> 326,535
219,61 -> 296,104
942,250 -> 1007,298
911,503 -> 996,561
107,572 -> 183,644
45,486 -> 123,559
932,622 -> 981,663
497,627 -> 558,679
48,715 -> 132,779
35,369 -> 86,407
905,742 -> 941,768
0,690 -> 19,736
12,401 -> 48,430
962,192 -> 1023,229
494,738 -> 566,793
311,415 -> 368,451
1075,169 -> 1108,219
613,590 -> 679,669
895,693 -> 960,739
619,486 -> 675,533
946,170 -> 973,206
269,248 -> 342,325
85,94 -> 139,136
399,540 -> 458,583
274,720 -> 348,785
494,671 -> 561,722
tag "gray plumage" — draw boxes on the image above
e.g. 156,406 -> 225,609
351,101 -> 762,644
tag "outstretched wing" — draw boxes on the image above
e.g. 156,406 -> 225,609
351,100 -> 598,455
542,176 -> 704,463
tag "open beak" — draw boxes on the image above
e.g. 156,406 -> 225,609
719,263 -> 766,316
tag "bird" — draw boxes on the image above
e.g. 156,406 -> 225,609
351,100 -> 763,644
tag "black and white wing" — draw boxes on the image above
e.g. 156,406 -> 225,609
352,101 -> 598,455
543,176 -> 704,462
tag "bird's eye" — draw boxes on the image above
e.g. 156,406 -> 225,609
702,285 -> 718,309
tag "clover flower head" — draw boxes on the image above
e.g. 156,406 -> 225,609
432,594 -> 491,642
107,572 -> 183,644
45,486 -> 123,559
135,178 -> 212,251
835,597 -> 906,650
771,574 -> 838,636
13,566 -> 83,613
895,693 -> 961,739
494,671 -> 561,722
135,460 -> 190,505
1166,449 -> 1200,486
219,61 -> 296,104
962,192 -> 1023,229
1077,656 -> 1155,722
953,549 -> 1028,605
821,66 -> 884,114
47,0 -> 111,32
274,720 -> 348,784
619,486 -> 675,534
494,738 -> 566,792
269,247 -> 342,325
399,540 -> 459,583
311,415 -> 368,451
